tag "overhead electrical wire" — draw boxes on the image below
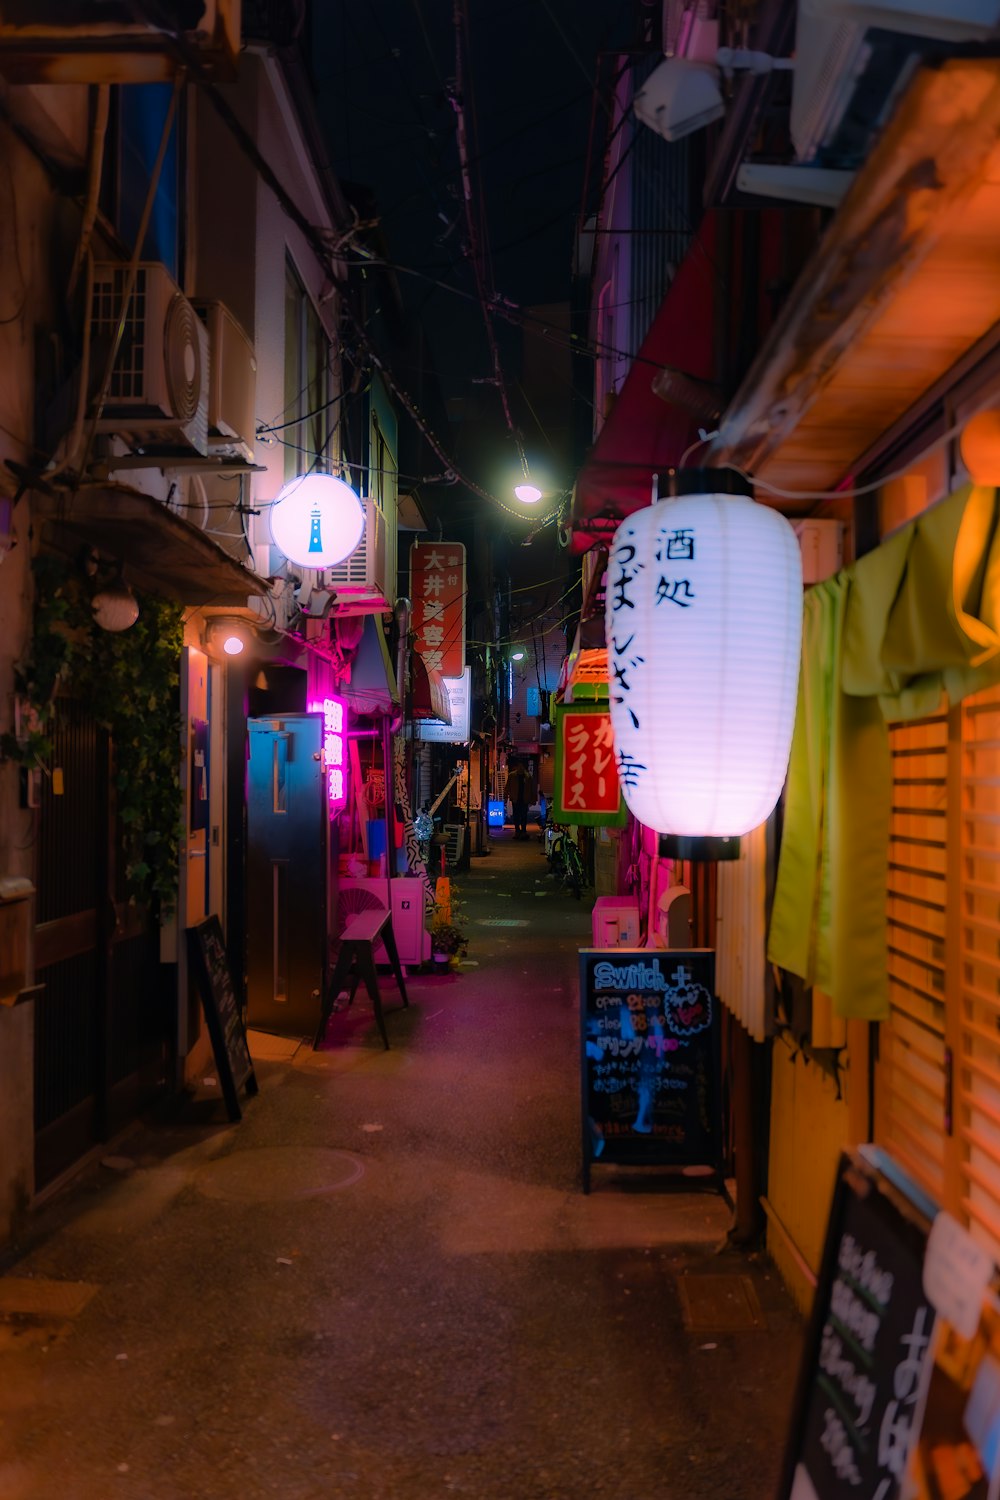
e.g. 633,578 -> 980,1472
449,0 -> 531,484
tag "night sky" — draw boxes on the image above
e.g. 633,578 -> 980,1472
313,1 -> 631,443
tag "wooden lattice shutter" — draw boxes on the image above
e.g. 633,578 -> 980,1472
874,711 -> 950,1206
953,682 -> 1000,1257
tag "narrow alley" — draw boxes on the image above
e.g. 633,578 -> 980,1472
0,834 -> 801,1500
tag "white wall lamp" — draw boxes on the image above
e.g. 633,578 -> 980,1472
605,467 -> 802,841
206,619 -> 248,658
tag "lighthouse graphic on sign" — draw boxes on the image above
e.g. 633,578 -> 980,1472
307,501 -> 323,554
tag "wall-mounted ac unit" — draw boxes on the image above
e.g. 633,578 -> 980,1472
0,0 -> 240,83
91,261 -> 209,457
193,300 -> 256,462
325,497 -> 392,615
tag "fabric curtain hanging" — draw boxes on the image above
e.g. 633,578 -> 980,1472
768,482 -> 1000,1021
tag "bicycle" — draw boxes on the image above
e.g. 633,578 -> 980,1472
547,821 -> 585,899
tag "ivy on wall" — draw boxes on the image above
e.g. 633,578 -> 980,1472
1,554 -> 185,913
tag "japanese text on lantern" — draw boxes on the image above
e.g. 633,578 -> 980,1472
608,522 -> 698,738
409,542 -> 466,679
309,697 -> 347,815
561,711 -> 619,813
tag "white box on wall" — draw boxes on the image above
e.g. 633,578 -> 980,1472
592,896 -> 641,947
793,519 -> 844,584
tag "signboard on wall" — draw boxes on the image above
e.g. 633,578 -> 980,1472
579,947 -> 722,1192
416,668 -> 471,743
777,1150 -> 936,1500
409,541 -> 466,680
554,701 -> 627,827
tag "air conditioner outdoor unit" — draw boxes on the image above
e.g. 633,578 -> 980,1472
0,0 -> 240,83
337,878 -> 431,966
193,300 -> 257,462
325,497 -> 393,615
91,261 -> 209,457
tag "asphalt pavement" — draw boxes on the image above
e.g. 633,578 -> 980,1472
0,828 -> 803,1500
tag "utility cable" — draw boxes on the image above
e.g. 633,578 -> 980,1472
450,0 -> 530,483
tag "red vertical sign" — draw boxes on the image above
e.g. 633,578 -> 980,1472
553,703 -> 625,825
409,542 -> 466,679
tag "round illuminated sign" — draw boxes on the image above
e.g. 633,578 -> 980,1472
268,474 -> 365,569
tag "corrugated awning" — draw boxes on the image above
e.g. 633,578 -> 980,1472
35,483 -> 268,605
569,212 -> 720,553
342,615 -> 399,717
707,57 -> 1000,500
411,652 -> 452,724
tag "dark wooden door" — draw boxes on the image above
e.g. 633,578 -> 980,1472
33,700 -> 171,1190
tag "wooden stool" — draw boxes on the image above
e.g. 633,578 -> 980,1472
314,907 -> 409,1051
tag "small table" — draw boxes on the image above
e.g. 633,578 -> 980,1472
314,907 -> 409,1051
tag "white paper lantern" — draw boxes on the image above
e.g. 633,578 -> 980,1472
605,470 -> 802,838
269,473 -> 365,569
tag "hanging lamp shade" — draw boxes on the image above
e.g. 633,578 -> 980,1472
605,468 -> 802,838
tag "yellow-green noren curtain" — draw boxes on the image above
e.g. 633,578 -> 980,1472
768,483 -> 1000,1020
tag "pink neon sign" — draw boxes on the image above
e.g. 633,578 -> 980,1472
308,697 -> 348,815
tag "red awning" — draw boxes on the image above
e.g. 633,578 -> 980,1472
569,211 -> 720,553
411,653 -> 452,725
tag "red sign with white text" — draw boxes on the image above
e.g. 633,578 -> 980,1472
554,705 -> 626,826
409,542 -> 466,679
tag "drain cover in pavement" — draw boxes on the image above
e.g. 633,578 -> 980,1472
195,1147 -> 364,1203
475,918 -> 530,927
677,1275 -> 765,1331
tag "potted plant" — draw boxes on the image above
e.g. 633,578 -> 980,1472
428,887 -> 468,969
429,920 -> 468,968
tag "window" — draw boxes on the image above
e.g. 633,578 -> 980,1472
101,84 -> 184,279
283,257 -> 335,481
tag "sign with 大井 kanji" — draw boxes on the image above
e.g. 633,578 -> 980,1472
409,541 -> 466,680
554,701 -> 627,827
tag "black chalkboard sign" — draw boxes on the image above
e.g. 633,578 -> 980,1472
187,916 -> 258,1121
579,948 -> 722,1192
777,1149 -> 936,1500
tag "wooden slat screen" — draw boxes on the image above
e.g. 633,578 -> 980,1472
955,683 -> 1000,1257
875,712 -> 950,1205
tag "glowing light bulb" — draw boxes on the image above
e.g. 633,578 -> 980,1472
223,635 -> 244,656
514,482 -> 542,504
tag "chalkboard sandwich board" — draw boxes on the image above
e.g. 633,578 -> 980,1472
777,1150 -> 936,1500
187,916 -> 259,1121
579,948 -> 723,1194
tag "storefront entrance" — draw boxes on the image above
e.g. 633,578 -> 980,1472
33,700 -> 171,1191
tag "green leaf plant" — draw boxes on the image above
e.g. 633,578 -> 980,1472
1,553 -> 185,914
428,884 -> 469,963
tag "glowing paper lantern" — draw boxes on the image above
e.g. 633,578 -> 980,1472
605,469 -> 802,838
269,474 -> 365,569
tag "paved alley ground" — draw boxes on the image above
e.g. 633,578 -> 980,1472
0,832 -> 803,1499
